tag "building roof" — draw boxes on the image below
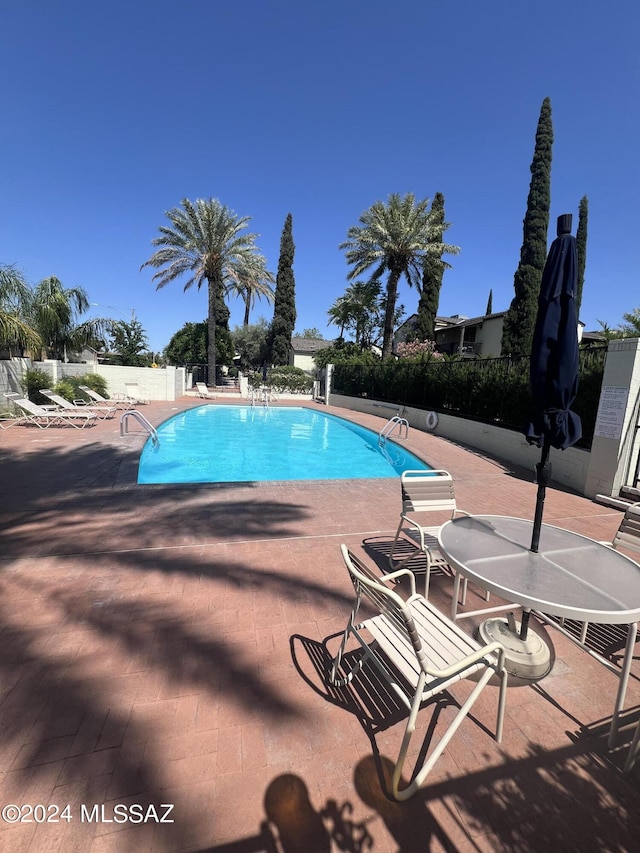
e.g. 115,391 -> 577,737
290,337 -> 327,354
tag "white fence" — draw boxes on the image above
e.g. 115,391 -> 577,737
0,358 -> 187,403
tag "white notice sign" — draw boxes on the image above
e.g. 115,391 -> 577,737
593,386 -> 629,440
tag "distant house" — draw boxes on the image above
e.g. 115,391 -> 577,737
289,337 -> 327,373
395,312 -> 595,358
394,313 -> 506,358
434,312 -> 507,357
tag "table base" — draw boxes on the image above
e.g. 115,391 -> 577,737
478,618 -> 552,680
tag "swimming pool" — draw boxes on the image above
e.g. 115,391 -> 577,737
137,406 -> 430,484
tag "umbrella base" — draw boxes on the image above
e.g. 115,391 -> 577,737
478,617 -> 552,680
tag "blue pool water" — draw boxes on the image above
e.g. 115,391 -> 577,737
137,406 -> 430,484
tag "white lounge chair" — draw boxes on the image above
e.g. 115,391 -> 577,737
195,382 -> 217,399
40,389 -> 116,419
1,393 -> 27,429
329,546 -> 507,800
9,396 -> 98,429
78,384 -> 133,411
124,382 -> 148,404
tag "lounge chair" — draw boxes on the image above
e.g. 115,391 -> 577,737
78,384 -> 133,411
329,546 -> 507,800
9,396 -> 98,429
124,382 -> 148,404
0,393 -> 27,429
195,382 -> 216,399
389,469 -> 482,603
40,389 -> 116,419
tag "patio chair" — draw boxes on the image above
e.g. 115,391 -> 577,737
567,503 -> 640,646
195,382 -> 217,399
40,389 -> 116,419
389,469 -> 483,603
124,382 -> 148,404
329,546 -> 507,800
8,396 -> 98,429
78,384 -> 133,411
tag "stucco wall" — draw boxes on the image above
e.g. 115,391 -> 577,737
0,359 -> 186,402
479,316 -> 504,358
330,393 -> 591,493
584,337 -> 640,498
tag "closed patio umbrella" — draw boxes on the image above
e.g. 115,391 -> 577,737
525,213 -> 582,554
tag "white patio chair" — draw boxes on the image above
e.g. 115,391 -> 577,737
124,382 -> 148,404
389,469 -> 485,603
195,382 -> 217,399
330,545 -> 507,800
40,388 -> 116,419
568,503 -> 640,647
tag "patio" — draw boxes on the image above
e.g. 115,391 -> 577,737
1,398 -> 639,852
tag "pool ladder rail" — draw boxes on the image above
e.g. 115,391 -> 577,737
250,387 -> 276,408
120,410 -> 159,448
378,415 -> 409,446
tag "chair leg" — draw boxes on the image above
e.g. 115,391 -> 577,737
624,719 -> 640,772
329,617 -> 372,688
388,520 -> 417,571
579,621 -> 589,644
391,665 -> 500,801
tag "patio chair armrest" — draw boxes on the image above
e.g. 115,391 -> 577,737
427,638 -> 507,679
454,509 -> 473,518
400,514 -> 428,547
379,567 -> 417,595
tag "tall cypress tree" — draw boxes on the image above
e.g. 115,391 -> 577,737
575,195 -> 588,317
268,213 -> 296,366
485,289 -> 493,315
414,192 -> 446,341
501,97 -> 553,356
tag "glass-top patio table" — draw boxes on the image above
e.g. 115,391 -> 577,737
438,515 -> 640,746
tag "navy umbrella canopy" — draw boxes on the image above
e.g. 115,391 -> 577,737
525,213 -> 582,554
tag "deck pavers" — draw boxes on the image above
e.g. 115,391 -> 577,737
1,397 -> 639,851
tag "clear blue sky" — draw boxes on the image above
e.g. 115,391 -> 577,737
2,1 -> 638,354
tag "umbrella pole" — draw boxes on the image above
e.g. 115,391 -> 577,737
531,439 -> 551,553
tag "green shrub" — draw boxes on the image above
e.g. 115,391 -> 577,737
55,373 -> 109,403
24,367 -> 54,405
52,380 -> 76,402
77,373 -> 109,397
248,365 -> 314,393
332,347 -> 606,449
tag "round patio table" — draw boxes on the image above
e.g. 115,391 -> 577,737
438,515 -> 640,744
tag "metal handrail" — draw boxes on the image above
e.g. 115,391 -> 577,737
120,410 -> 159,447
378,415 -> 409,445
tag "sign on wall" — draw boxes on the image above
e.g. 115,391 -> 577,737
593,386 -> 630,441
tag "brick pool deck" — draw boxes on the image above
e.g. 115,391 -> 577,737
1,398 -> 639,852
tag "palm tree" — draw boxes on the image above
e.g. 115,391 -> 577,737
30,276 -> 109,361
619,307 -> 640,337
327,295 -> 351,340
227,254 -> 275,326
0,264 -> 42,355
340,193 -> 460,358
141,198 -> 267,382
328,281 -> 384,348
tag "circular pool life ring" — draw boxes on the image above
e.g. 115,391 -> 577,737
425,411 -> 439,431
